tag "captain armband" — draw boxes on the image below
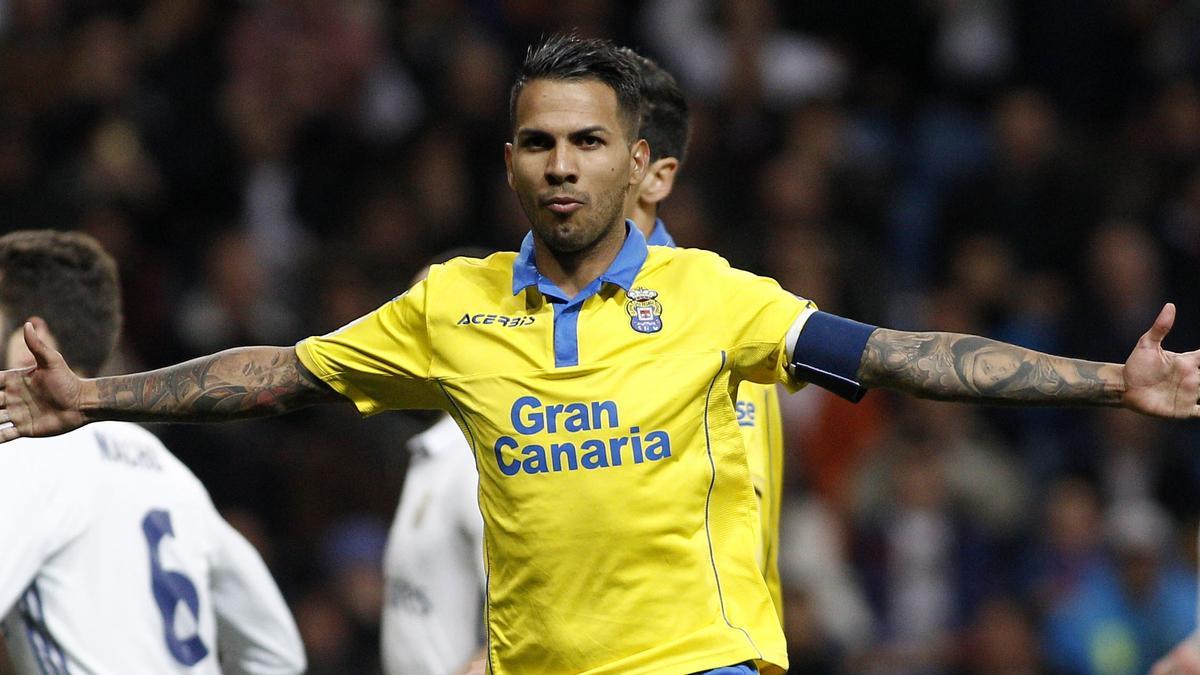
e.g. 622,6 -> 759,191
785,309 -> 876,402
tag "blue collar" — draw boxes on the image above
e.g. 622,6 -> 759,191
646,218 -> 676,247
511,220 -> 648,299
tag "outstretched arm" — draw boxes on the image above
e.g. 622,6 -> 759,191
0,323 -> 342,442
855,303 -> 1200,419
858,330 -> 1123,404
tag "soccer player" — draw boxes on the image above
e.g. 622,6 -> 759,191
0,231 -> 305,675
2,35 -> 1199,675
382,250 -> 489,675
620,47 -> 787,619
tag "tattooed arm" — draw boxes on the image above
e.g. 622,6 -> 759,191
858,329 -> 1124,405
855,304 -> 1200,419
84,347 -> 341,422
0,324 -> 343,441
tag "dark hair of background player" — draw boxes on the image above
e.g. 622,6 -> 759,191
621,49 -> 691,164
0,230 -> 122,377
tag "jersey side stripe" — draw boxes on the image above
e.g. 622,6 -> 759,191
702,351 -> 762,659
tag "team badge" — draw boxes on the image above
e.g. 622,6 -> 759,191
625,287 -> 663,334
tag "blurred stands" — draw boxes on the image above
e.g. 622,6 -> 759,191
3,1 -> 1200,672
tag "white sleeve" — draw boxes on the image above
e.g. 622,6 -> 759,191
455,462 -> 486,589
209,516 -> 306,675
0,447 -> 87,617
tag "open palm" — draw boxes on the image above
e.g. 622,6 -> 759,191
1122,303 -> 1200,419
0,323 -> 86,442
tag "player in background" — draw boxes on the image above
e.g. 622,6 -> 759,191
2,36 -> 1200,674
621,48 -> 786,619
1150,527 -> 1200,675
381,249 -> 490,675
0,231 -> 305,675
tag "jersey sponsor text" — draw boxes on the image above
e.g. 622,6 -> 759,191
493,396 -> 672,476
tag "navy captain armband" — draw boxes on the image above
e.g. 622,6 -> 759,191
786,310 -> 876,402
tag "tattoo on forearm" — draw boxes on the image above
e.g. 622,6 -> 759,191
858,329 -> 1122,405
94,348 -> 335,421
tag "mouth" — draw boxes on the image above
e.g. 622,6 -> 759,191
540,195 -> 585,215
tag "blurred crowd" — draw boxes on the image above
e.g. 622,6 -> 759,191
3,0 -> 1200,673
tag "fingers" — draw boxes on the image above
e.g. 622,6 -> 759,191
24,321 -> 56,370
1144,302 -> 1177,347
0,379 -> 19,444
0,387 -> 14,443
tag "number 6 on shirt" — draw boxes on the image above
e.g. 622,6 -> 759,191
141,509 -> 209,666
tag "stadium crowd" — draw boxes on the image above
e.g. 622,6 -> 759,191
3,1 -> 1200,673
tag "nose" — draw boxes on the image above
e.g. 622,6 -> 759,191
545,144 -> 578,186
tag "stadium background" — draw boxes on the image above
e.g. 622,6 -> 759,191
3,0 -> 1200,673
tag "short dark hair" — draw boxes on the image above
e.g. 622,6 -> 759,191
0,231 -> 121,376
623,49 -> 690,164
510,33 -> 643,140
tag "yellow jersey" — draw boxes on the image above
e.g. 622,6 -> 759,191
649,219 -> 786,623
735,382 -> 785,623
296,226 -> 811,674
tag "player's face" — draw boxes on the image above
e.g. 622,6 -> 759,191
506,79 -> 648,255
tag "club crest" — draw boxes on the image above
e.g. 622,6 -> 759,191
625,288 -> 663,334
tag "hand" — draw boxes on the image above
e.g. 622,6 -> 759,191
1151,636 -> 1200,675
1122,303 -> 1200,419
0,323 -> 87,442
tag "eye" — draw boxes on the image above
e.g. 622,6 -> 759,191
579,135 -> 603,148
522,135 -> 552,150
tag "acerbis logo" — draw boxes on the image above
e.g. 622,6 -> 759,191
456,313 -> 536,328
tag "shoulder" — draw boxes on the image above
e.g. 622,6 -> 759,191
89,420 -> 166,447
0,424 -> 114,471
89,422 -> 211,494
645,247 -> 784,298
646,245 -> 730,269
428,252 -> 518,288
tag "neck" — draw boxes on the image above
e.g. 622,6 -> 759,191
628,201 -> 658,239
533,220 -> 627,298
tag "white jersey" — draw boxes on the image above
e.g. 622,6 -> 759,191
0,421 -> 305,675
381,415 -> 485,675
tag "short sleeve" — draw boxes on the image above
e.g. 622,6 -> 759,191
296,279 -> 445,414
708,258 -> 815,388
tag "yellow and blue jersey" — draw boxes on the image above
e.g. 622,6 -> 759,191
296,225 -> 812,674
648,218 -> 786,622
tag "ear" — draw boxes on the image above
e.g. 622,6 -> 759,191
639,157 -> 680,205
629,139 -> 650,186
504,142 -> 515,189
